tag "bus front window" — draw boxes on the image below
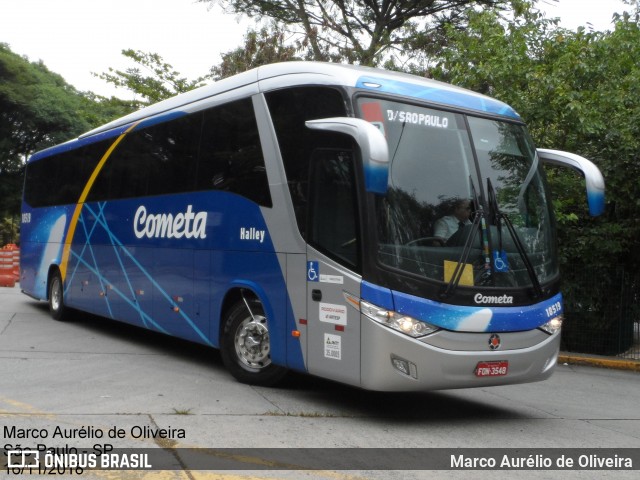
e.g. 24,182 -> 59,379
358,98 -> 558,290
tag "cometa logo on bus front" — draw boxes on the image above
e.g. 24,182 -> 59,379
133,205 -> 207,239
473,293 -> 514,305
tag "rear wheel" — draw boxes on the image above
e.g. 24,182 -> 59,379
48,270 -> 68,321
220,298 -> 287,386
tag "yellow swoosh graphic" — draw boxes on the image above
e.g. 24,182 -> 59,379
59,122 -> 140,281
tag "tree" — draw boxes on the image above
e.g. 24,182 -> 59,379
0,44 -> 92,172
0,44 -> 134,242
78,92 -> 140,128
96,49 -> 213,104
98,26 -> 301,96
211,25 -> 301,80
200,0 -> 508,67
1,44 -> 89,238
432,1 -> 640,352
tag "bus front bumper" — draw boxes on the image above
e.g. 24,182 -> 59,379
360,315 -> 560,391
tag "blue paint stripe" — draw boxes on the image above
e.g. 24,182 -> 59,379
392,289 -> 563,333
28,125 -> 131,163
28,111 -> 188,164
356,76 -> 521,119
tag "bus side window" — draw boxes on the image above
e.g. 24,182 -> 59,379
198,98 -> 272,207
265,86 -> 348,237
25,143 -> 104,208
307,148 -> 360,270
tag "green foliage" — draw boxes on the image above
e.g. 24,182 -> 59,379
0,43 -> 91,172
211,25 -> 301,80
0,43 -> 137,227
0,215 -> 19,245
96,49 -> 213,103
1,44 -> 83,223
77,92 -> 139,129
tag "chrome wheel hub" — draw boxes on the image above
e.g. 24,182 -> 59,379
51,278 -> 61,311
234,315 -> 271,370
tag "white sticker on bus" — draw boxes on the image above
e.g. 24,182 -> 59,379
319,302 -> 347,326
386,109 -> 449,128
324,333 -> 342,360
319,274 -> 343,284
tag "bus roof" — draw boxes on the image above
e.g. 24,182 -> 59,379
30,62 -> 520,162
82,62 -> 520,137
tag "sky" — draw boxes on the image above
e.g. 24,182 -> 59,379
0,0 -> 634,98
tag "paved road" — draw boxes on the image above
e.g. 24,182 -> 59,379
1,284 -> 639,479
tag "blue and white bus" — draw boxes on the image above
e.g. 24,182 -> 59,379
20,62 -> 604,390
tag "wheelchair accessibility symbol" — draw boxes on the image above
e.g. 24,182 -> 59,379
307,261 -> 319,282
493,250 -> 509,272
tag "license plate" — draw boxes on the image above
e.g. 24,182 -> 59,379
475,361 -> 508,377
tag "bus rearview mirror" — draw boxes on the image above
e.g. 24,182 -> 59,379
537,148 -> 606,216
306,117 -> 389,194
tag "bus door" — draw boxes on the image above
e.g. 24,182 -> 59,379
305,149 -> 362,386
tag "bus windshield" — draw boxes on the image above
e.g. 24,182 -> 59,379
359,97 -> 557,290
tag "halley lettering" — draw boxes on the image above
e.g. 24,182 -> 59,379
240,227 -> 265,243
474,293 -> 514,305
134,205 -> 207,240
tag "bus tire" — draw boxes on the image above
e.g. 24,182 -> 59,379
220,299 -> 287,387
48,270 -> 68,321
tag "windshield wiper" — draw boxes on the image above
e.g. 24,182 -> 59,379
441,211 -> 483,299
440,178 -> 486,299
487,178 -> 543,298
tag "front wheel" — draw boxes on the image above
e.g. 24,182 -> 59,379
220,299 -> 287,386
48,270 -> 68,321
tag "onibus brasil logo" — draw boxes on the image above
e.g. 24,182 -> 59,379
6,449 -> 151,472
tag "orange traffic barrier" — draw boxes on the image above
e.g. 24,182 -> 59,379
3,243 -> 20,281
12,248 -> 19,281
0,248 -> 15,287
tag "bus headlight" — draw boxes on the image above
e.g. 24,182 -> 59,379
539,315 -> 563,335
360,301 -> 439,338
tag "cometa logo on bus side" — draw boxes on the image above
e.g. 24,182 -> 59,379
133,205 -> 207,239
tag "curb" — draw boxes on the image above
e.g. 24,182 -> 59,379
559,353 -> 640,372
